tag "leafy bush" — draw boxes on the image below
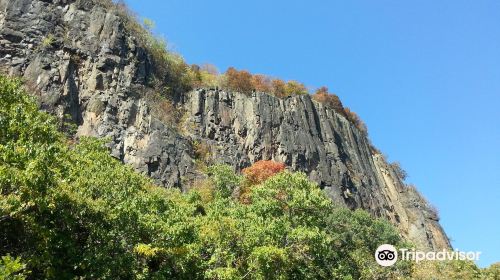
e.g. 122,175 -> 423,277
220,68 -> 308,98
483,262 -> 500,279
144,90 -> 183,126
41,34 -> 55,48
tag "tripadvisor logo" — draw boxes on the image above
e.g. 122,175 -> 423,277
375,244 -> 398,266
374,244 -> 481,266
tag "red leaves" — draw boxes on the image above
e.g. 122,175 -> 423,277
242,160 -> 286,185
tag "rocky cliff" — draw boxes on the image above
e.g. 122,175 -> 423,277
0,0 -> 450,250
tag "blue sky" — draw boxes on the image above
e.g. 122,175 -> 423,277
124,0 -> 500,267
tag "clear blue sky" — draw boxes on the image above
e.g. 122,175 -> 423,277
124,0 -> 500,267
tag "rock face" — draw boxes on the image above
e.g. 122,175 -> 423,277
0,0 -> 450,250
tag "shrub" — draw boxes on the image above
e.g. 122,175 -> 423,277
406,184 -> 440,220
193,140 -> 211,161
312,87 -> 368,134
483,262 -> 500,279
192,64 -> 220,88
200,63 -> 219,75
143,17 -> 155,31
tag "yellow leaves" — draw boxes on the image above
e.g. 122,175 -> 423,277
134,244 -> 161,258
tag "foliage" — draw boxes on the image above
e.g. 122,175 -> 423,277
242,160 -> 286,185
483,262 -> 500,280
191,64 -> 221,88
206,164 -> 242,199
101,1 -> 194,94
223,67 -> 254,94
0,75 -> 448,279
41,34 -> 55,48
144,89 -> 183,126
312,86 -> 345,113
406,184 -> 440,220
312,87 -> 367,134
344,107 -> 367,134
411,260 -> 484,279
220,68 -> 307,97
251,74 -> 272,93
143,17 -> 155,31
0,255 -> 29,280
284,80 -> 308,96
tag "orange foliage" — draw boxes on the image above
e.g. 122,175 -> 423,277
311,86 -> 344,112
344,107 -> 367,134
312,87 -> 367,134
271,79 -> 287,98
242,160 -> 286,185
251,74 -> 272,93
224,67 -> 253,94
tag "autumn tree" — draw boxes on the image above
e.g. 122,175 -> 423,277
312,86 -> 344,113
251,74 -> 272,93
271,79 -> 287,98
224,67 -> 253,94
242,160 -> 286,185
